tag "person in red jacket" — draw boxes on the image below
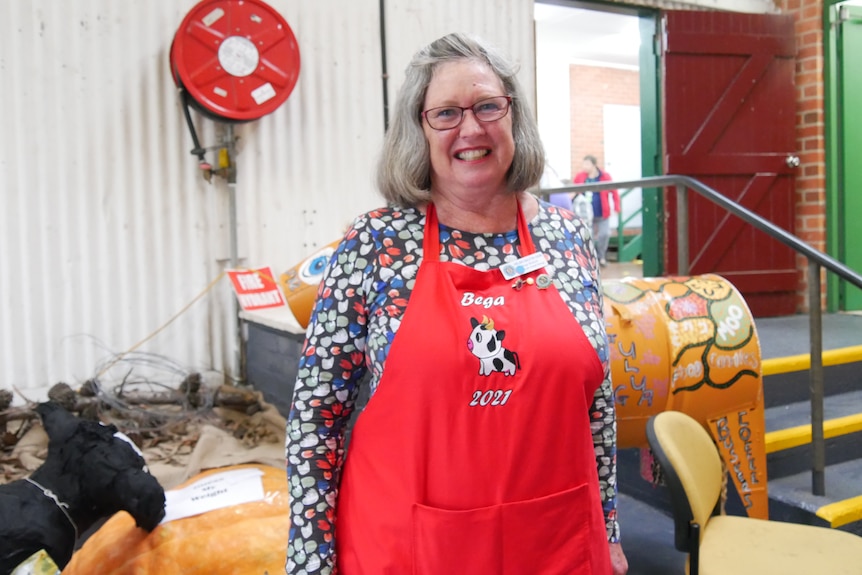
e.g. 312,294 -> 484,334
573,155 -> 620,267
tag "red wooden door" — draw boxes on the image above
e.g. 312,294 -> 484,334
662,11 -> 798,317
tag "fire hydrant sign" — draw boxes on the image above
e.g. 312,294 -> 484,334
227,267 -> 286,311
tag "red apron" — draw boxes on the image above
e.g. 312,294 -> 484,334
336,203 -> 611,575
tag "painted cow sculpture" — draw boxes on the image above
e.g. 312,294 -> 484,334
603,274 -> 767,519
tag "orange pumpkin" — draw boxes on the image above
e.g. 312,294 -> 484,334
63,464 -> 289,574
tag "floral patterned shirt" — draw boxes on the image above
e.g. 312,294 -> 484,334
285,201 -> 620,575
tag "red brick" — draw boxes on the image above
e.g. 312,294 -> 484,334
801,190 -> 825,203
796,183 -> 826,195
797,70 -> 823,86
800,31 -> 820,46
797,125 -> 821,139
569,65 -> 638,175
798,147 -> 825,160
798,45 -> 823,60
798,57 -> 821,72
802,4 -> 820,19
800,110 -> 822,124
802,136 -> 824,150
798,97 -> 823,111
800,215 -> 826,230
797,203 -> 824,215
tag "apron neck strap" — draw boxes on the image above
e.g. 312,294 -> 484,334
423,199 -> 536,263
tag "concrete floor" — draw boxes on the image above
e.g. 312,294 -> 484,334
600,259 -> 645,281
617,491 -> 687,574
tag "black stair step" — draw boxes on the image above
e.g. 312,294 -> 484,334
768,458 -> 862,535
763,360 -> 862,409
764,389 -> 862,478
765,389 -> 862,433
767,429 -> 862,479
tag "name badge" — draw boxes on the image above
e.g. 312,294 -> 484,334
500,252 -> 547,280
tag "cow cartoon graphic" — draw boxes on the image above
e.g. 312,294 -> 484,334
467,315 -> 520,376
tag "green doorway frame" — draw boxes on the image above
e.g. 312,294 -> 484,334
825,0 -> 862,310
638,11 -> 663,277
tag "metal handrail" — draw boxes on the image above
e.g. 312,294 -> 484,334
539,174 -> 862,497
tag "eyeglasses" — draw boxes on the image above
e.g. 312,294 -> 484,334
421,96 -> 512,131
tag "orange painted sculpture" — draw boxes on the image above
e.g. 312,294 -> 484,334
604,274 -> 767,519
280,246 -> 768,519
278,241 -> 340,328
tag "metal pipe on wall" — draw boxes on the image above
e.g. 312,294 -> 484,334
225,123 -> 245,384
379,0 -> 389,132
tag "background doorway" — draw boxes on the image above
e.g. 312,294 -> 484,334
534,2 -> 650,271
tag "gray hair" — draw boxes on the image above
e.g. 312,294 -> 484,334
377,32 -> 546,206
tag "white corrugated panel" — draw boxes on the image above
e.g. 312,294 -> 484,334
385,0 -> 536,120
241,1 -> 387,265
0,0 -> 387,400
0,0 -> 540,402
1,0 -> 215,396
0,0 -> 541,402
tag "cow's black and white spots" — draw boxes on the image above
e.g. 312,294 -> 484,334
467,316 -> 520,376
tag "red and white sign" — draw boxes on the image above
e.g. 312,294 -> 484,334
226,267 -> 286,311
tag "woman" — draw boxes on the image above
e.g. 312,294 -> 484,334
285,33 -> 628,575
573,155 -> 619,267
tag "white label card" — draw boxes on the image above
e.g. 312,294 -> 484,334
251,82 -> 276,105
202,8 -> 225,27
499,252 -> 548,280
160,467 -> 265,524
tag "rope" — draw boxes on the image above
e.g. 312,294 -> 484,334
96,272 -> 226,379
25,477 -> 79,542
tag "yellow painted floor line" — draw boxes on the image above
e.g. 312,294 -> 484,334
762,345 -> 862,377
817,495 -> 862,528
765,413 -> 862,453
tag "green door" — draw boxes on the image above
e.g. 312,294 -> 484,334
839,5 -> 862,309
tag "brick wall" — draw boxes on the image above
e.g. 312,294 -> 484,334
569,64 -> 640,178
779,0 -> 827,311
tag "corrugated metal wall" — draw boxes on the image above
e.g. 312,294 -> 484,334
0,0 -> 535,401
384,1 -> 535,112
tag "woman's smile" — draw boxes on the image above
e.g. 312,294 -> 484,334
422,59 -> 515,199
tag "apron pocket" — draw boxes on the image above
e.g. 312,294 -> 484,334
412,502 -> 503,575
501,482 -> 596,575
412,483 -> 600,575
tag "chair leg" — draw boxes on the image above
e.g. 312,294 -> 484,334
690,522 -> 700,575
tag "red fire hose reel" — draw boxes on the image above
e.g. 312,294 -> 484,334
170,0 -> 300,123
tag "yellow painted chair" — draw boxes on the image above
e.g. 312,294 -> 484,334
645,410 -> 862,575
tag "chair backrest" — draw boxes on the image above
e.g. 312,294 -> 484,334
646,411 -> 724,552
